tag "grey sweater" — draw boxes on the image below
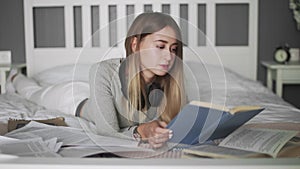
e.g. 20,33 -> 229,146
81,58 -> 195,140
81,58 -> 148,140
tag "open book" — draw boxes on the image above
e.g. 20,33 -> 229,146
167,101 -> 264,144
182,127 -> 299,158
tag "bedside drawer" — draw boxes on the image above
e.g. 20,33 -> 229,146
282,69 -> 300,81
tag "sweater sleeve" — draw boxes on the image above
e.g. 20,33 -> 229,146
81,61 -> 135,140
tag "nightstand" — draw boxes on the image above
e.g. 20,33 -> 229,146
261,61 -> 300,97
0,63 -> 26,93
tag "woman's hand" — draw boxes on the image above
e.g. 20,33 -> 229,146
137,120 -> 173,148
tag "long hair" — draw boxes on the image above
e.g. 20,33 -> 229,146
124,12 -> 186,123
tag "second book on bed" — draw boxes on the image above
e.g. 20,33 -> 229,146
167,101 -> 264,145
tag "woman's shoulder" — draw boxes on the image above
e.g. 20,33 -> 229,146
94,58 -> 122,66
92,58 -> 123,72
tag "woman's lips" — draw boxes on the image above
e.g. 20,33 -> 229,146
159,64 -> 169,70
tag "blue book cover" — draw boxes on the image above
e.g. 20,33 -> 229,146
167,101 -> 264,145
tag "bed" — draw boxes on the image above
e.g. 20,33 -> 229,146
1,0 -> 300,168
1,61 -> 300,167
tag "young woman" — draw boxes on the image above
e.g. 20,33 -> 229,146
7,12 -> 186,148
79,12 -> 187,148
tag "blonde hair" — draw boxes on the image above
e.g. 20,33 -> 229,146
124,12 -> 186,123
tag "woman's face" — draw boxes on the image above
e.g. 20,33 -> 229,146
134,26 -> 178,83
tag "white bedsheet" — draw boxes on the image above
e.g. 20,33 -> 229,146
184,62 -> 300,124
0,93 -> 96,135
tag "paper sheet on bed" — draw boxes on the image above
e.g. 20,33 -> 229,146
59,145 -> 155,158
0,136 -> 61,157
4,121 -> 155,157
5,121 -> 139,147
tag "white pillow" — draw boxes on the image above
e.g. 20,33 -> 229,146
13,73 -> 90,115
32,64 -> 91,86
29,81 -> 90,115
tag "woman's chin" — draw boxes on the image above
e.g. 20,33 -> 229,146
153,70 -> 169,76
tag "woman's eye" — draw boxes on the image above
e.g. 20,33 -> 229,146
170,47 -> 177,53
157,45 -> 165,49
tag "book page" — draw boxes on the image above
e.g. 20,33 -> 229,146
189,101 -> 229,112
244,122 -> 300,137
229,106 -> 262,114
189,100 -> 262,114
219,128 -> 298,158
183,144 -> 265,158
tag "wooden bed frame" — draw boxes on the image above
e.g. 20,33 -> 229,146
24,0 -> 258,80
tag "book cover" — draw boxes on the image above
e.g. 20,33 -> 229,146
167,101 -> 264,145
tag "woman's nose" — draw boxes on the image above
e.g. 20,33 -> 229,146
163,50 -> 172,61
